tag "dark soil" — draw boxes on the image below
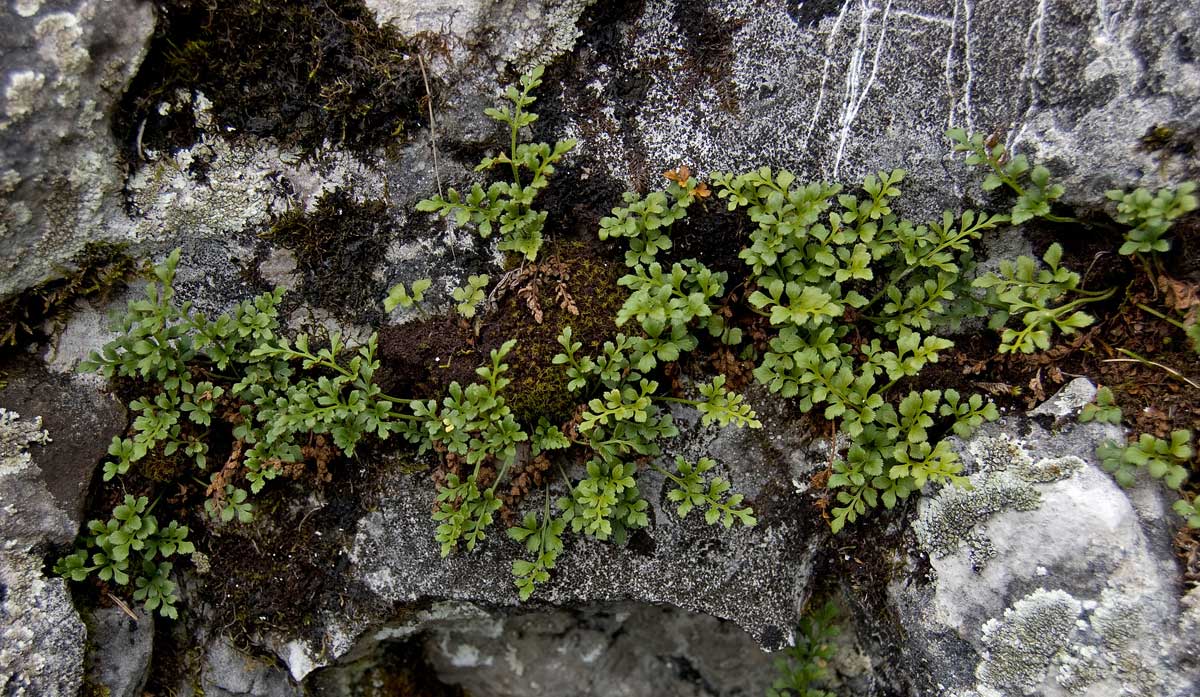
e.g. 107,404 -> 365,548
115,0 -> 431,158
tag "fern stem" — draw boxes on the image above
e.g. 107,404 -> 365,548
1135,303 -> 1187,331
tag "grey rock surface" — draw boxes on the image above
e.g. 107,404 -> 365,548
85,606 -> 154,697
0,0 -> 154,298
538,0 -> 1199,214
0,406 -> 87,697
0,359 -> 126,524
892,379 -> 1197,696
278,395 -> 822,681
421,602 -> 775,697
202,638 -> 301,697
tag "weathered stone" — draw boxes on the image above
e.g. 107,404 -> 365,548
0,0 -> 154,298
201,638 -> 301,697
541,0 -> 1199,216
266,393 -> 821,681
85,606 -> 154,697
0,358 -> 126,525
422,602 -> 775,697
0,406 -> 87,697
891,379 -> 1197,696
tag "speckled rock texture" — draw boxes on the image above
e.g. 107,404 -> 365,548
0,0 -> 154,298
269,395 -> 824,682
419,602 -> 776,697
84,606 -> 155,697
892,379 -> 1199,696
0,407 -> 86,697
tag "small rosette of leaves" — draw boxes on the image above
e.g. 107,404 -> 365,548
558,459 -> 649,543
1106,182 -> 1197,256
434,473 -> 503,557
1097,430 -> 1192,489
1079,386 -> 1122,425
452,275 -> 489,319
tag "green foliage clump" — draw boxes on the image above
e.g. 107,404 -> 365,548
1174,496 -> 1200,528
384,279 -> 431,312
974,243 -> 1113,354
1106,182 -> 1197,255
1078,386 -> 1122,425
54,495 -> 194,618
709,166 -> 1001,532
1097,430 -> 1192,489
451,275 -> 489,319
416,66 -> 576,261
766,601 -> 840,697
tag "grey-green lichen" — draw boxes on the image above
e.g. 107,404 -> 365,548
914,435 -> 1076,568
977,588 -> 1082,694
969,586 -> 1167,696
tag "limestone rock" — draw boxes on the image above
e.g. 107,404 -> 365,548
201,638 -> 301,697
0,359 -> 126,525
0,0 -> 154,298
85,606 -> 154,697
891,379 -> 1197,696
421,602 -> 775,697
539,0 -> 1199,216
0,407 -> 87,696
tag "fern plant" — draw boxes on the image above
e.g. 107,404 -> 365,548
974,243 -> 1114,353
710,167 -> 1001,531
947,128 -> 1071,224
416,66 -> 576,261
766,601 -> 840,697
54,495 -> 194,618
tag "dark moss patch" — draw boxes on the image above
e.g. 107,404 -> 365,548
670,0 -> 744,113
379,240 -> 625,425
116,0 -> 430,158
199,460 -> 375,641
309,638 -> 469,697
0,242 -> 141,363
263,187 -> 393,320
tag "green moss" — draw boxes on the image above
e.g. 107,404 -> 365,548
0,242 -> 141,360
496,241 -> 626,424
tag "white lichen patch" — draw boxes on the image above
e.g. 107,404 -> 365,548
125,90 -> 386,253
0,408 -> 51,477
1017,456 -> 1085,484
3,70 -> 46,122
13,0 -> 43,17
364,0 -> 595,71
35,12 -> 89,91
